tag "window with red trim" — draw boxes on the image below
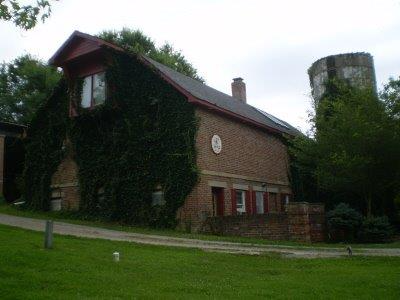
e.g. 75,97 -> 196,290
235,190 -> 246,214
81,72 -> 106,108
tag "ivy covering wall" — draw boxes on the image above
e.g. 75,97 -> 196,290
24,79 -> 69,210
24,51 -> 199,227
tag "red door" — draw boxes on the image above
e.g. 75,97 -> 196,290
212,187 -> 224,216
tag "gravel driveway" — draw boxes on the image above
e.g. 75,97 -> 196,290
1,213 -> 399,258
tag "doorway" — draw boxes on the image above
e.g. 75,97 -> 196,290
211,187 -> 224,217
3,136 -> 25,202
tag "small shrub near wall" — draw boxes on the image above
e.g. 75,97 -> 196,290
327,203 -> 362,242
327,203 -> 394,243
358,216 -> 393,243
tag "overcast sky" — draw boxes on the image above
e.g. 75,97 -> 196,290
1,0 -> 399,131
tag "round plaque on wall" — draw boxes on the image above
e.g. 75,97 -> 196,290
211,135 -> 222,154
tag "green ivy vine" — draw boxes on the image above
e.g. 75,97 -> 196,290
24,50 -> 199,227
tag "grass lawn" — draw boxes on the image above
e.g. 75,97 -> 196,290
1,203 -> 399,249
0,224 -> 399,299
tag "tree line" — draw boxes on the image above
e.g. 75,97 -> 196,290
289,77 -> 400,225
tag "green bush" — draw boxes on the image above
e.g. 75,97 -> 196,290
327,203 -> 362,242
358,216 -> 393,243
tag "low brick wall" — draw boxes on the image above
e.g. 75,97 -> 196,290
203,213 -> 290,240
201,202 -> 325,242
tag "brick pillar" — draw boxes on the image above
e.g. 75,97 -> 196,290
286,202 -> 311,242
0,135 -> 5,196
308,204 -> 325,242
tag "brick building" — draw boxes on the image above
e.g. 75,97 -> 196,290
48,31 -> 324,241
0,122 -> 25,202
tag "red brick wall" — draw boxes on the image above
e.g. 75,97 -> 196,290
195,108 -> 290,183
49,103 -> 297,236
177,107 -> 292,231
51,156 -> 79,186
309,204 -> 326,242
51,152 -> 80,210
202,202 -> 325,242
203,214 -> 290,240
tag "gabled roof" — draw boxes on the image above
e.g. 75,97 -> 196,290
49,31 -> 299,136
142,56 -> 298,135
49,31 -> 124,66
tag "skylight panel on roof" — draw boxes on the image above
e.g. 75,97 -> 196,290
255,108 -> 289,129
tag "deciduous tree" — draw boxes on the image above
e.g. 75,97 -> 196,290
98,28 -> 204,82
0,0 -> 56,30
0,54 -> 61,124
290,79 -> 400,218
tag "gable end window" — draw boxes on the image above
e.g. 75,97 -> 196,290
81,72 -> 106,108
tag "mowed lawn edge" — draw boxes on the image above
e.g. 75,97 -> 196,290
0,203 -> 399,249
0,224 -> 399,299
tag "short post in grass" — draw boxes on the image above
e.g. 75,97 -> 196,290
44,220 -> 54,249
113,252 -> 120,262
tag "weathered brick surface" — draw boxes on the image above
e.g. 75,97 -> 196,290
177,107 -> 292,231
202,202 -> 325,242
287,203 -> 311,242
195,108 -> 290,183
203,214 -> 290,240
309,204 -> 326,242
50,151 -> 80,210
51,156 -> 79,185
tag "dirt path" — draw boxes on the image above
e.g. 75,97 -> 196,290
1,213 -> 399,258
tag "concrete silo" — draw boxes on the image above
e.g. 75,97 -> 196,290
308,52 -> 377,103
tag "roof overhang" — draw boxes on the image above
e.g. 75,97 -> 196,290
48,31 -> 124,66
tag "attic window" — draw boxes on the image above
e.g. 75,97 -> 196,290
81,72 -> 106,108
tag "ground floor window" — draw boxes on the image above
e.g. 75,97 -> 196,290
255,191 -> 264,214
152,185 -> 165,206
50,189 -> 62,211
235,190 -> 246,214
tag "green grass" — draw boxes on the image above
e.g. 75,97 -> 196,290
0,224 -> 399,299
0,203 -> 399,249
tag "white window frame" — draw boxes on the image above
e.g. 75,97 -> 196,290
235,190 -> 246,214
81,72 -> 106,108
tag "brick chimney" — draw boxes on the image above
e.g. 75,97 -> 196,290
231,77 -> 246,103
